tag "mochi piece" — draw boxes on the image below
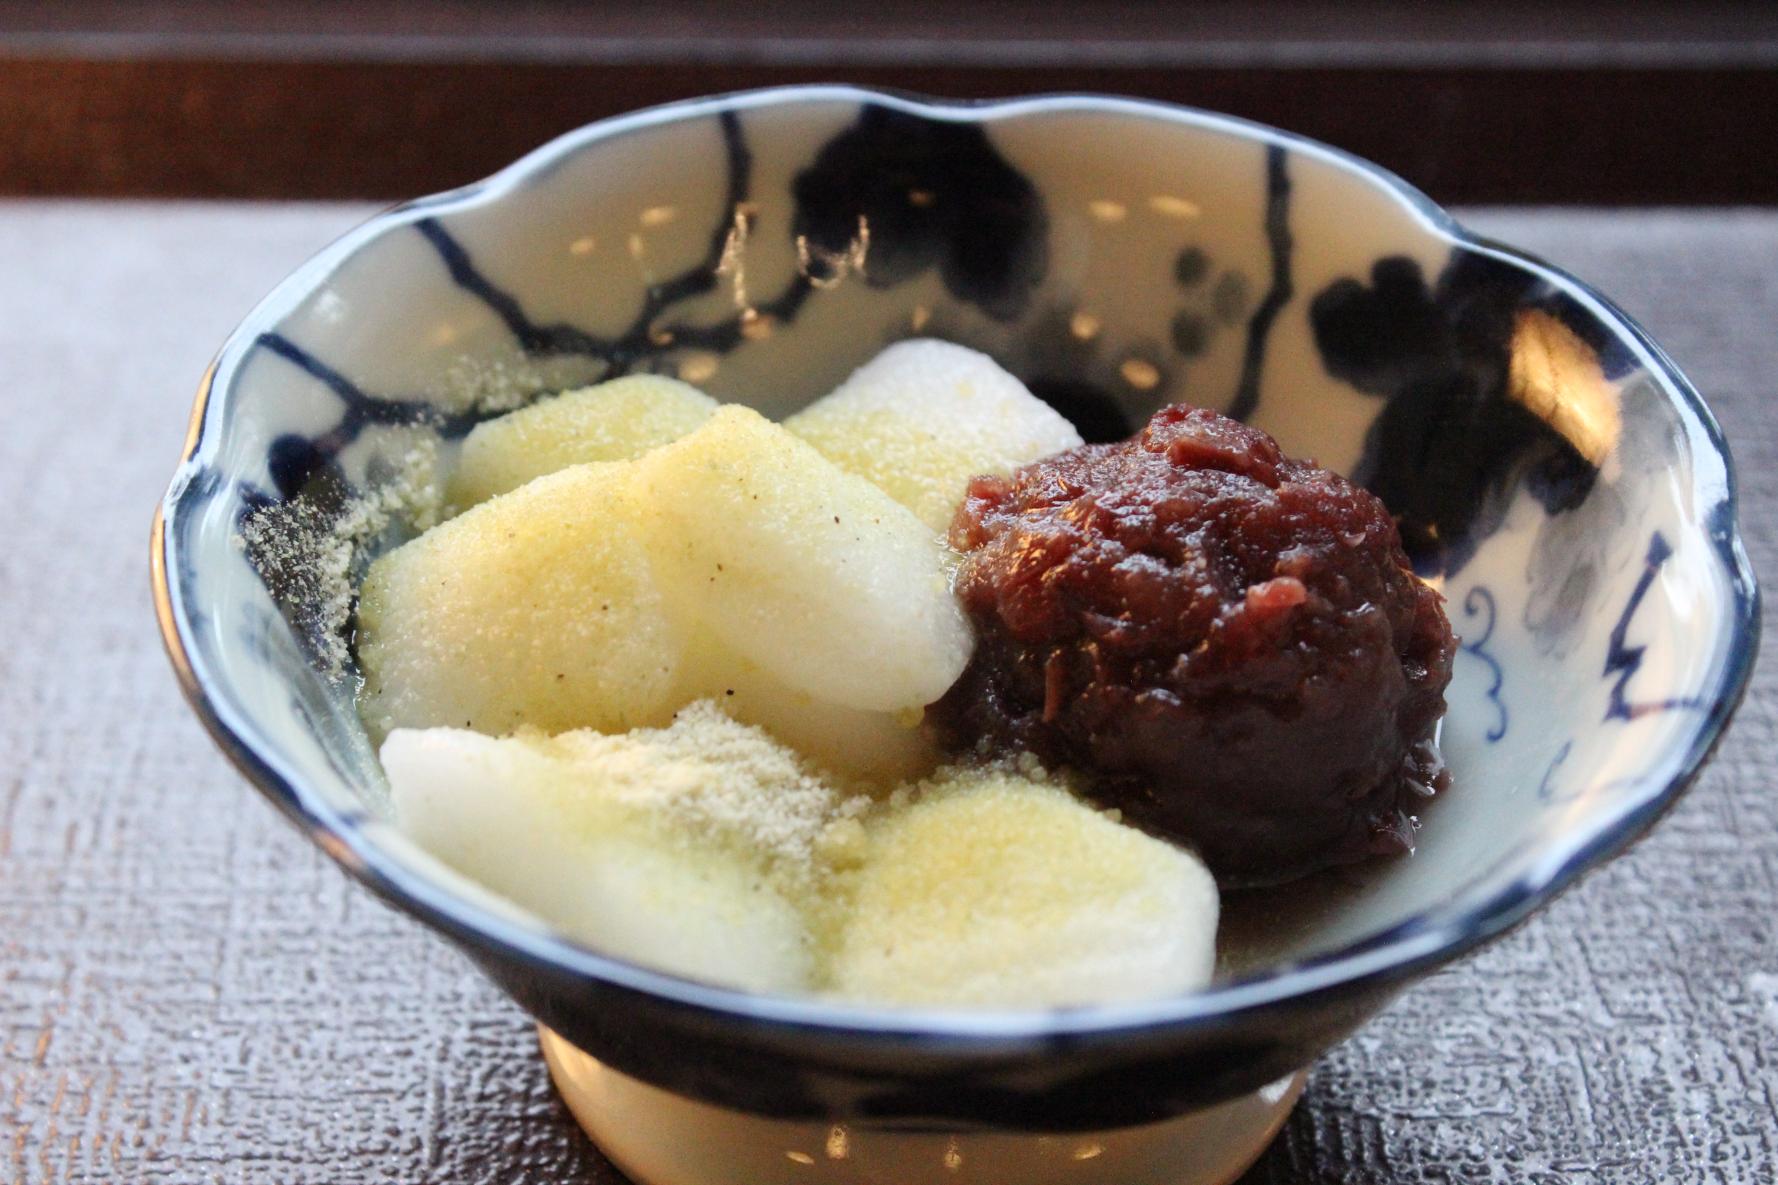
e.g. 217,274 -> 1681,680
383,711 -> 839,993
358,461 -> 681,739
632,406 -> 972,713
785,339 -> 1083,532
830,768 -> 1219,1007
673,628 -> 939,786
448,375 -> 717,508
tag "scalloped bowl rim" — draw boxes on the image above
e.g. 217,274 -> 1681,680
153,84 -> 1760,1049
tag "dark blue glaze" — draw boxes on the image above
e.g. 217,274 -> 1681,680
256,332 -> 493,498
415,218 -> 618,361
791,105 -> 1047,321
1536,739 -> 1575,804
1170,309 -> 1210,357
1024,377 -> 1135,444
260,332 -> 487,435
1309,251 -> 1599,576
1229,144 -> 1293,422
1604,531 -> 1706,722
1460,585 -> 1508,742
1174,246 -> 1210,287
415,110 -> 815,374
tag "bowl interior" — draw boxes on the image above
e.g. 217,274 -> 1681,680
160,89 -> 1753,1016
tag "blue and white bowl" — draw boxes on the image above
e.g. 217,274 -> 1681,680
153,87 -> 1758,1139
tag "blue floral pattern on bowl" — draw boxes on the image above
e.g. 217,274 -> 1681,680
153,87 -> 1758,1128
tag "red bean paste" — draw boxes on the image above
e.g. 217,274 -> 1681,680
929,405 -> 1455,885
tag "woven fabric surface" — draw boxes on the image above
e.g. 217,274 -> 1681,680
0,203 -> 1772,1184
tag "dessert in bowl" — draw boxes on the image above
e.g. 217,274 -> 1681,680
153,87 -> 1757,1183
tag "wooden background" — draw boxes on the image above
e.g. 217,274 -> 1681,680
1,0 -> 1776,203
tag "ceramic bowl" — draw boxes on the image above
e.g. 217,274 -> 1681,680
153,87 -> 1757,1145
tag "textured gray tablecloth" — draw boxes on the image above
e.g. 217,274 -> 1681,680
1,203 -> 1772,1184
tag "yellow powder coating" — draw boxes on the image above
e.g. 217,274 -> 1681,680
632,405 -> 973,714
528,701 -> 872,877
357,460 -> 683,739
448,375 -> 717,508
785,339 -> 1083,533
383,705 -> 858,993
670,623 -> 939,787
387,715 -> 1221,1004
237,435 -> 443,678
362,351 -> 1225,1006
436,349 -> 605,418
828,767 -> 1219,1007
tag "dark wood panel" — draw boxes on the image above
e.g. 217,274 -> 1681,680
4,0 -> 1776,67
2,56 -> 1776,203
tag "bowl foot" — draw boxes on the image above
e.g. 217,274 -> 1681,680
540,1026 -> 1304,1185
